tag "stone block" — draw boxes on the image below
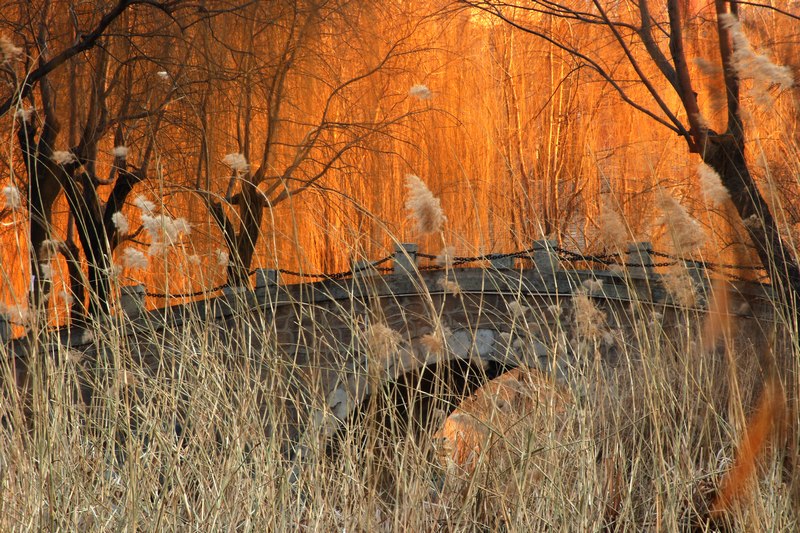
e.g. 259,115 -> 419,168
0,313 -> 9,341
491,255 -> 516,270
533,239 -> 559,278
119,284 -> 146,319
255,268 -> 279,290
393,242 -> 418,277
626,242 -> 654,277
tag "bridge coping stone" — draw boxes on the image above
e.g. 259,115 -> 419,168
393,242 -> 418,276
533,239 -> 560,277
255,268 -> 279,289
118,264 -> 772,338
351,260 -> 378,279
120,284 -> 146,319
491,255 -> 515,270
0,313 -> 9,341
626,242 -> 654,276
2,239 -> 777,349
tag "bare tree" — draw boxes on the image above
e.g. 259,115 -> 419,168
1,0 -> 427,322
463,0 -> 799,300
0,0 -> 223,321
195,1 -> 425,286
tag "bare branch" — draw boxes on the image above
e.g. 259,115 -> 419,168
637,0 -> 679,92
734,1 -> 800,22
592,1 -> 689,138
462,2 -> 683,134
665,0 -> 705,151
714,0 -> 743,143
0,0 -> 133,116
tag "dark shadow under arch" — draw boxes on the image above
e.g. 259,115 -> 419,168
328,357 -> 519,459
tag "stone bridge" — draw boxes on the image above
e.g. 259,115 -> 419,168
2,241 -> 777,447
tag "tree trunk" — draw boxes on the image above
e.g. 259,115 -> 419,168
702,133 -> 800,300
27,178 -> 60,310
227,181 -> 265,287
63,233 -> 88,322
56,166 -> 111,316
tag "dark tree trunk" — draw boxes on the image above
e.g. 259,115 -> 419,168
27,179 -> 59,309
702,134 -> 800,300
56,166 -> 111,316
103,168 -> 144,248
228,181 -> 265,287
17,121 -> 61,311
63,235 -> 88,321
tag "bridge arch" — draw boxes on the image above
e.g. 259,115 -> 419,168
3,241 -> 775,462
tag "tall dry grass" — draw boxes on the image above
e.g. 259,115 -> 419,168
1,249 -> 798,531
1,5 -> 799,531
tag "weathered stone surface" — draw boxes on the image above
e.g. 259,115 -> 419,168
448,328 -> 496,359
4,263 -> 778,453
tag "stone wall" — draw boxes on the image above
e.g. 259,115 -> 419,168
1,241 -> 778,444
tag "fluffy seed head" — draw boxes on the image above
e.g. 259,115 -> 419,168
171,218 -> 192,236
364,322 -> 403,357
692,57 -> 720,76
421,326 -> 451,355
141,214 -> 190,250
436,246 -> 456,267
51,151 -> 76,165
2,185 -> 21,209
718,13 -> 794,106
39,263 -> 52,281
134,196 -> 156,215
1,304 -> 29,325
691,112 -> 710,132
507,300 -> 529,319
437,277 -> 461,295
596,193 -> 630,251
147,242 -> 166,257
743,214 -> 761,232
107,264 -> 123,280
112,212 -> 130,235
223,153 -> 249,173
573,289 -> 605,339
409,84 -> 432,100
15,107 -> 33,122
39,239 -> 62,260
582,278 -> 603,292
59,290 -> 74,306
698,162 -> 730,206
405,174 -> 446,234
215,249 -> 229,268
122,248 -> 148,269
656,189 -> 706,253
0,36 -> 22,65
113,146 -> 129,158
662,265 -> 697,308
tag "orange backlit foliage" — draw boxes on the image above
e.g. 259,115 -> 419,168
1,1 -> 798,321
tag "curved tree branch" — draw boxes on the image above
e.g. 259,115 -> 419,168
0,0 -> 133,116
462,1 -> 683,135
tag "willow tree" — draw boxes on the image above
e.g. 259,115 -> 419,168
197,1 -> 425,286
0,0 -> 226,321
464,0 -> 799,301
1,0 -> 426,325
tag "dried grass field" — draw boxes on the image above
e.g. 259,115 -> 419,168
2,1 -> 800,531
